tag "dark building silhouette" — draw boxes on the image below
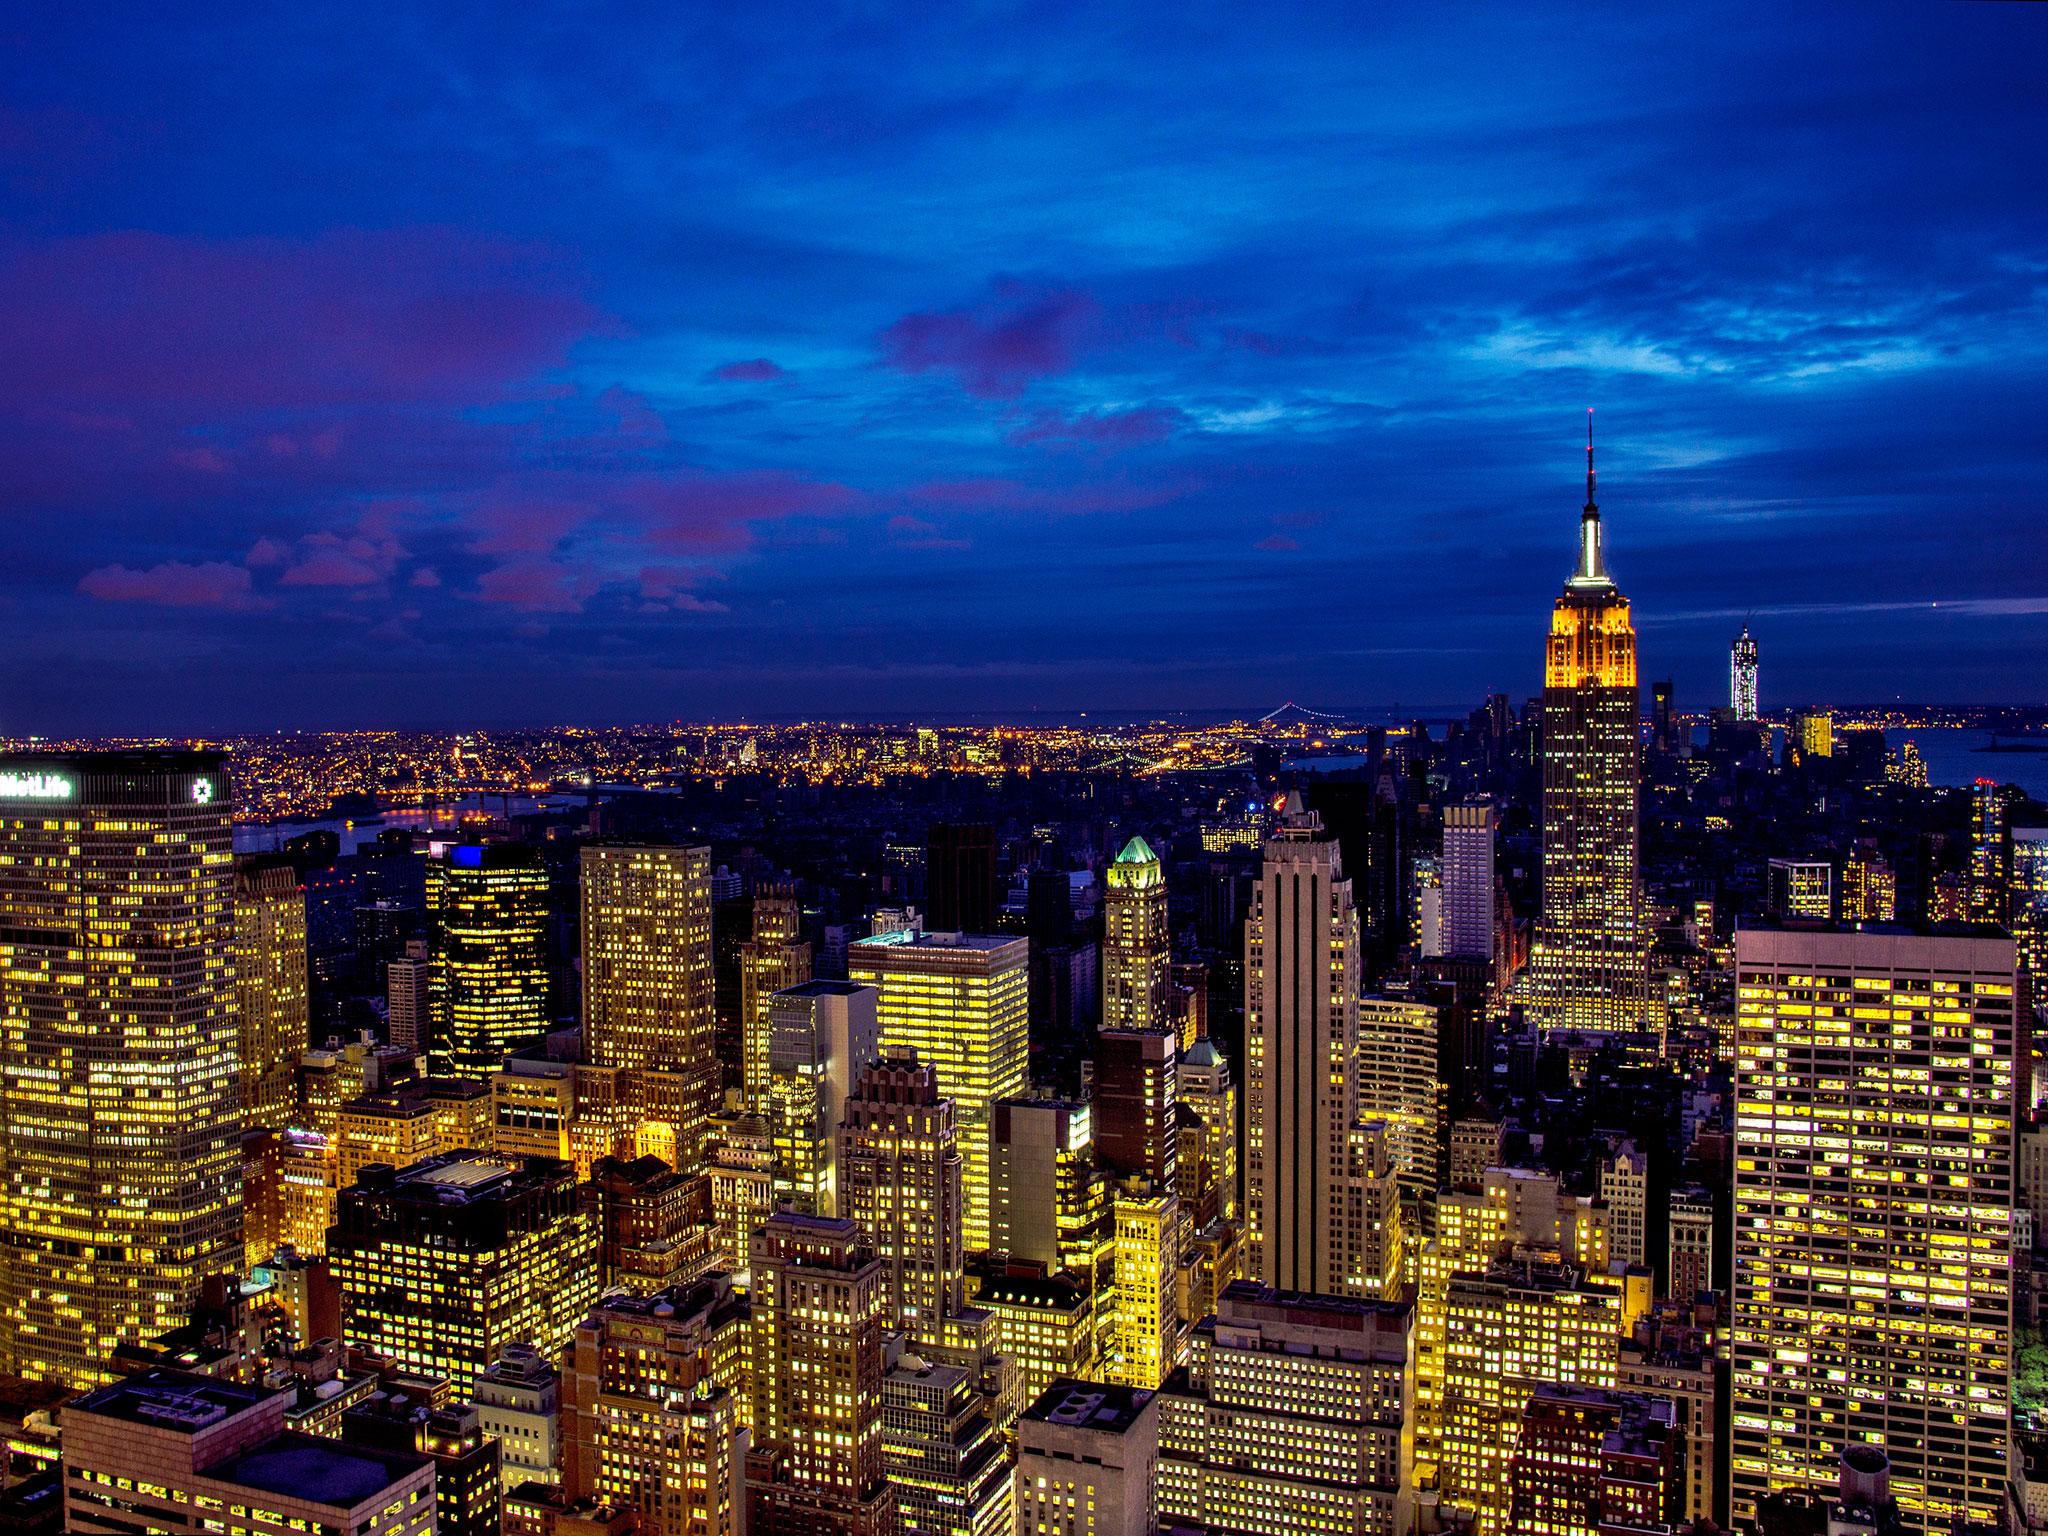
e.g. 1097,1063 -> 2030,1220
926,822 -> 997,933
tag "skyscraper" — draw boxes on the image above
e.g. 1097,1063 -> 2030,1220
747,1211 -> 890,1536
581,843 -> 715,1163
1093,1026 -> 1179,1187
1243,792 -> 1362,1293
1356,997 -> 1445,1207
1440,799 -> 1496,963
1731,927 -> 2018,1532
848,931 -> 1028,1253
1102,836 -> 1170,1032
741,887 -> 813,1096
0,751 -> 242,1386
836,1051 -> 963,1338
429,843 -> 550,1079
1533,421 -> 1646,1035
1731,623 -> 1759,720
234,854 -> 309,1134
765,979 -> 880,1215
2014,825 -> 2048,979
561,1278 -> 749,1536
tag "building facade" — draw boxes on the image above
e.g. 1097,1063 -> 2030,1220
1102,836 -> 1170,1033
848,932 -> 1028,1254
1731,927 -> 2019,1532
581,843 -> 715,1169
329,1151 -> 599,1385
1244,793 -> 1362,1293
0,752 -> 242,1386
1533,433 -> 1646,1035
429,843 -> 550,1079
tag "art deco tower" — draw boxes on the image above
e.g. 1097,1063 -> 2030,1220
1533,419 -> 1646,1035
1102,835 -> 1170,1033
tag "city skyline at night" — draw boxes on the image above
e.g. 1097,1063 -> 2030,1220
4,11 -> 2048,1536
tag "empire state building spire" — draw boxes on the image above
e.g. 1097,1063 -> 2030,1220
1570,408 -> 1611,589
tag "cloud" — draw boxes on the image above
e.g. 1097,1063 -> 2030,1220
1255,534 -> 1300,552
638,565 -> 730,611
409,566 -> 442,588
879,281 -> 1097,398
245,536 -> 291,567
474,558 -> 597,614
278,529 -> 407,587
1008,405 -> 1180,451
0,228 -> 596,415
78,560 -> 270,611
708,358 -> 787,382
629,472 -> 860,549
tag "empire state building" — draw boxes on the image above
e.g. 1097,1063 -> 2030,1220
1533,419 -> 1645,1034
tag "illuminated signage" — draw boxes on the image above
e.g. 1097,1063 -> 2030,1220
192,779 -> 216,804
0,771 -> 74,801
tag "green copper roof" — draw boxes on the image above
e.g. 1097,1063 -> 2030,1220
1108,835 -> 1163,889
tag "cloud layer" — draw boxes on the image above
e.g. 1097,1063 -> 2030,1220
2,4 -> 2044,731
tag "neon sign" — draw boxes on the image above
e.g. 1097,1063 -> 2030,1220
0,771 -> 74,801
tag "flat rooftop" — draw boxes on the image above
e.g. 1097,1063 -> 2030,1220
212,1433 -> 426,1510
1023,1379 -> 1153,1434
71,1371 -> 273,1433
852,930 -> 1022,953
775,978 -> 872,997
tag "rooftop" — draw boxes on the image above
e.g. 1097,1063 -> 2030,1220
851,930 -> 1024,954
776,978 -> 871,998
1023,1379 -> 1153,1434
211,1433 -> 427,1510
70,1371 -> 273,1433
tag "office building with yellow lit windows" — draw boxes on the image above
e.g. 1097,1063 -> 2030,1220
328,1150 -> 598,1386
848,931 -> 1028,1254
234,854 -> 308,1134
836,1051 -> 963,1339
581,842 -> 716,1166
747,1210 -> 890,1536
428,843 -> 550,1079
1731,927 -> 2019,1533
0,752 -> 242,1388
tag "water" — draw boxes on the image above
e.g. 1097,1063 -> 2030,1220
1899,726 -> 2048,802
232,793 -> 570,855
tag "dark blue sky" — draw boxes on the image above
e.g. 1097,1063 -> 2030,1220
3,3 -> 2044,733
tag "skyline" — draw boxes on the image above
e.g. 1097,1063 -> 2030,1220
3,4 -> 2046,734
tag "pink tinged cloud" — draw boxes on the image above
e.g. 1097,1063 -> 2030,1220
475,558 -> 597,614
878,282 -> 1097,398
708,358 -> 787,383
78,559 -> 271,611
279,530 -> 406,587
631,472 -> 860,550
1256,534 -> 1301,552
